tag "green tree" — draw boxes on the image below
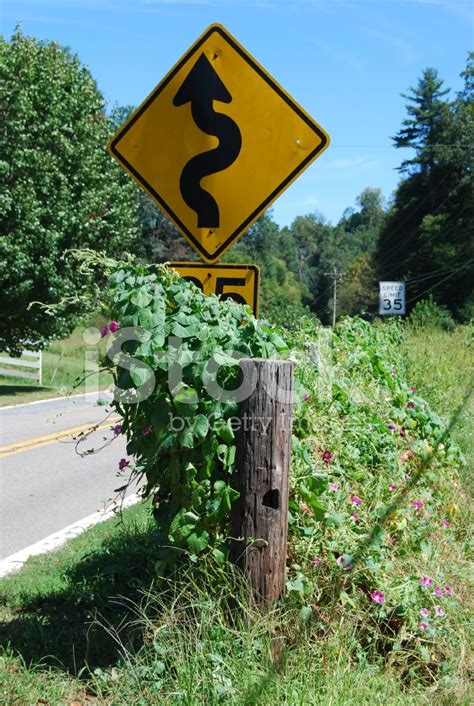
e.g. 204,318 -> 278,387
392,67 -> 450,175
0,30 -> 139,351
377,58 -> 473,316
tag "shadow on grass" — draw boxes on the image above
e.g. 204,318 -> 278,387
0,522 -> 163,676
0,384 -> 52,396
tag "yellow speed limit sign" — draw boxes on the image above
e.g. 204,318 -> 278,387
170,262 -> 260,317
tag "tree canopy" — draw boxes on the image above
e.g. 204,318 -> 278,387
0,29 -> 139,351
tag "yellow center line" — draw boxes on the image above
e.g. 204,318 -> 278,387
0,417 -> 121,459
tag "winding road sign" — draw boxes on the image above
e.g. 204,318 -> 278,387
109,23 -> 329,263
170,262 -> 260,316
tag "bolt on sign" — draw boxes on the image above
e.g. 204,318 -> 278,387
379,282 -> 406,315
108,23 -> 330,264
170,263 -> 260,316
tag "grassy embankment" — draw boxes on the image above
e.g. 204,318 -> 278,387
0,319 -> 113,407
0,319 -> 472,705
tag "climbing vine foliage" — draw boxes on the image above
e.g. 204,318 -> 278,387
103,259 -> 288,564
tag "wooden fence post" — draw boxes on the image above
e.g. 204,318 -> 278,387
229,358 -> 294,606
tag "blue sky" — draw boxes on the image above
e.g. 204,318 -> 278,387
2,0 -> 473,227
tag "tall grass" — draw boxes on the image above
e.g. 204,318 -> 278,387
1,320 -> 473,705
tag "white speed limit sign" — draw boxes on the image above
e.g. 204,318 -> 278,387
379,282 -> 406,315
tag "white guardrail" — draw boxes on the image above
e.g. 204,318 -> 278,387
0,350 -> 43,385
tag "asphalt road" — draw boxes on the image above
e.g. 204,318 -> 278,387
0,393 -> 134,559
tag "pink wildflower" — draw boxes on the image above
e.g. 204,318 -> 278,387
419,622 -> 429,631
420,608 -> 430,618
351,512 -> 359,520
399,428 -> 406,437
412,501 -> 424,510
336,555 -> 352,571
113,424 -> 122,436
410,386 -> 416,392
370,590 -> 385,604
444,585 -> 453,596
350,494 -> 361,506
109,320 -> 120,333
101,324 -> 108,338
322,449 -> 333,463
142,426 -> 152,437
118,458 -> 129,471
303,393 -> 310,402
442,520 -> 450,527
420,576 -> 433,587
434,586 -> 443,596
329,482 -> 339,492
434,605 -> 446,618
389,484 -> 396,492
406,401 -> 414,409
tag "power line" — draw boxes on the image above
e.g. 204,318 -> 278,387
405,261 -> 472,304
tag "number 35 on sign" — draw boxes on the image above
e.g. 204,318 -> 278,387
379,281 -> 406,315
170,263 -> 260,317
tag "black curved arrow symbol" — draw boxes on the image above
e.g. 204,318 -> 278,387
173,53 -> 242,228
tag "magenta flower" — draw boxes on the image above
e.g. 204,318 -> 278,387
322,449 -> 333,463
109,320 -> 120,333
311,556 -> 321,567
434,605 -> 446,618
389,484 -> 396,492
419,622 -> 429,631
113,424 -> 122,436
350,494 -> 361,506
101,324 -> 108,338
370,590 -> 385,604
442,520 -> 450,527
329,482 -> 339,492
399,428 -> 406,437
412,501 -> 424,510
420,576 -> 433,587
118,458 -> 129,471
351,512 -> 359,520
406,402 -> 414,409
434,586 -> 443,596
444,585 -> 453,596
420,608 -> 430,618
303,393 -> 310,402
141,426 -> 152,437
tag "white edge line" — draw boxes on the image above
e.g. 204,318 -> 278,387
0,390 -> 113,412
0,493 -> 141,579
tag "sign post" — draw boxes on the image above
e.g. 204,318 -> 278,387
108,24 -> 329,608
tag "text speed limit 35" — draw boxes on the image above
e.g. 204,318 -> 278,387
379,281 -> 406,315
170,263 -> 260,317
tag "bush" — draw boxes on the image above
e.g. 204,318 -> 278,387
101,258 -> 288,566
408,296 -> 456,331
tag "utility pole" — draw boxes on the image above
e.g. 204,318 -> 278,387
324,267 -> 343,327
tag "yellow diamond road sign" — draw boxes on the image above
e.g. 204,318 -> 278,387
109,23 -> 330,263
